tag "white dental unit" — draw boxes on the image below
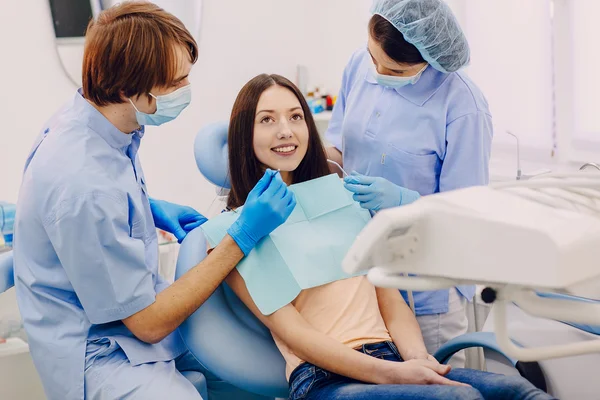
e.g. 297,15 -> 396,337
343,171 -> 600,398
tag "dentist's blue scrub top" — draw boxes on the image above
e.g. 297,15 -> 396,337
326,48 -> 493,316
13,90 -> 186,400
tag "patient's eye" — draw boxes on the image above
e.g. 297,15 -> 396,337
260,116 -> 274,123
290,113 -> 304,121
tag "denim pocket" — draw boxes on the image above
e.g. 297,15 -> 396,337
364,348 -> 395,359
362,341 -> 403,362
289,365 -> 316,400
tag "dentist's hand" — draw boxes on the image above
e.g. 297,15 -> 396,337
227,169 -> 296,256
343,172 -> 421,211
149,199 -> 208,243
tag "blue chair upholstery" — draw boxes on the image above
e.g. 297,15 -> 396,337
0,250 -> 14,293
434,332 -> 517,366
194,121 -> 231,189
181,371 -> 208,400
175,228 -> 288,398
435,293 -> 600,368
434,331 -> 549,392
537,292 -> 600,335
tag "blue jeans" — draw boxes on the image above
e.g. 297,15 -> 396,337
288,342 -> 556,400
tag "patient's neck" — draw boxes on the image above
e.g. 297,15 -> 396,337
280,171 -> 292,186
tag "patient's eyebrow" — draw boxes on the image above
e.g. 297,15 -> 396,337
256,107 -> 302,115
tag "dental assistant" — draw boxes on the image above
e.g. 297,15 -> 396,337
13,4 -> 295,400
326,0 -> 493,364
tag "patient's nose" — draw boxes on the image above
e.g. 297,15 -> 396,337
277,122 -> 293,139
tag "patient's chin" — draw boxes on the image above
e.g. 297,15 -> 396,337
267,159 -> 302,173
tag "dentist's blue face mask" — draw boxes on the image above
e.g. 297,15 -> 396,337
129,84 -> 192,126
372,64 -> 428,89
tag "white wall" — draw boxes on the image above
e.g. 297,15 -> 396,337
142,0 -> 371,214
0,1 -> 75,203
0,0 -> 370,215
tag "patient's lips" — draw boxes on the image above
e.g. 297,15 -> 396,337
271,143 -> 298,156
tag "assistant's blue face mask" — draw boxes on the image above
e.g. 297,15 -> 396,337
129,84 -> 192,126
372,64 -> 428,89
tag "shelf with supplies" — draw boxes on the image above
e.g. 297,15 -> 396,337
312,111 -> 333,141
312,110 -> 333,122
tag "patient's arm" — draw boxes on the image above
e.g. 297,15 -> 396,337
376,287 -> 432,361
227,271 -> 459,385
123,235 -> 242,344
226,269 -> 394,384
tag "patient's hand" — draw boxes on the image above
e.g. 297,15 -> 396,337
0,337 -> 5,344
384,359 -> 467,386
404,350 -> 439,364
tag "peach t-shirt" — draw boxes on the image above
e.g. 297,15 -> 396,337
272,276 -> 392,380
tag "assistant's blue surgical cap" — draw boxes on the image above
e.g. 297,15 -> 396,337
371,0 -> 470,73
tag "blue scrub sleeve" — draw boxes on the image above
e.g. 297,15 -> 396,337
440,111 -> 493,192
325,87 -> 346,151
325,51 -> 361,151
44,191 -> 156,324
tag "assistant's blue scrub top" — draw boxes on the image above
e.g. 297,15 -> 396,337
326,48 -> 493,315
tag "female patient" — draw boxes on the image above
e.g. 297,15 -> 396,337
222,73 -> 554,400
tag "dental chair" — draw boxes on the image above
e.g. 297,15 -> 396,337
0,250 -> 209,400
0,250 -> 14,293
177,121 -> 288,399
179,122 -> 574,399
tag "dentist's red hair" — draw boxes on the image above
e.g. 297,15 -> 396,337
82,1 -> 198,106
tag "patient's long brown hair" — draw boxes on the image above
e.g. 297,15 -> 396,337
227,74 -> 330,209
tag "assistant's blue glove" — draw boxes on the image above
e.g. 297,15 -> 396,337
343,172 -> 421,211
149,199 -> 208,243
227,169 -> 296,256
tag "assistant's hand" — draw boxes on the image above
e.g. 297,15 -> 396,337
343,172 -> 420,211
227,169 -> 296,256
149,199 -> 207,243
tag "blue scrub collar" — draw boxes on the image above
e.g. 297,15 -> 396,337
73,89 -> 145,149
364,64 -> 450,107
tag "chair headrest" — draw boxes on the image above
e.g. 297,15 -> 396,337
0,250 -> 14,293
194,122 -> 231,189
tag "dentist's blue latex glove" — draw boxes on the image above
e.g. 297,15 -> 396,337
149,199 -> 208,243
227,169 -> 296,256
343,172 -> 421,211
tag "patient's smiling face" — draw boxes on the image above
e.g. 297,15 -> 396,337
253,85 -> 309,185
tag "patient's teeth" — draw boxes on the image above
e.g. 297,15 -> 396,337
274,146 -> 295,153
